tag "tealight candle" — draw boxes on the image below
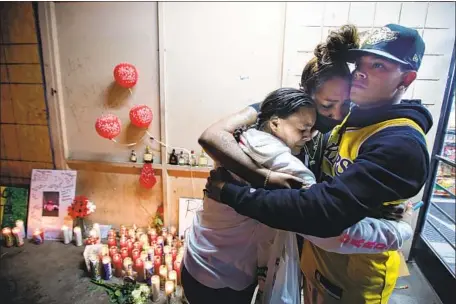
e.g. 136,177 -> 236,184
73,227 -> 83,246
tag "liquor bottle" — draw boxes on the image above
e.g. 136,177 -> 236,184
178,151 -> 186,166
198,149 -> 208,167
144,146 -> 153,163
190,150 -> 197,167
130,150 -> 137,162
169,149 -> 178,165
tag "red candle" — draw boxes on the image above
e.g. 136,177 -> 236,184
133,241 -> 142,251
174,260 -> 182,285
109,246 -> 118,258
135,258 -> 145,282
108,237 -> 117,248
126,239 -> 134,257
154,255 -> 161,275
108,229 -> 116,239
154,244 -> 163,257
120,247 -> 129,260
119,236 -> 128,248
171,247 -> 178,263
132,248 -> 140,263
113,253 -> 123,277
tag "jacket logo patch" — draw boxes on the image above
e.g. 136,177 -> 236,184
334,155 -> 353,176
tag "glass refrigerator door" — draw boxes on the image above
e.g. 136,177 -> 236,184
422,97 -> 455,275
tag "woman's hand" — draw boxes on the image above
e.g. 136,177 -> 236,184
266,171 -> 304,189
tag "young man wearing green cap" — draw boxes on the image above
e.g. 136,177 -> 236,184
205,24 -> 433,303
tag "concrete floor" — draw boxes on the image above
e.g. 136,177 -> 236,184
0,242 -> 443,304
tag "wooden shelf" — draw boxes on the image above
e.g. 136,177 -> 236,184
165,164 -> 212,173
66,159 -> 212,175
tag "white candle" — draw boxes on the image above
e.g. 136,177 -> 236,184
151,275 -> 160,301
15,220 -> 25,239
61,225 -> 70,244
93,223 -> 101,240
74,226 -> 83,246
165,280 -> 174,296
168,270 -> 177,287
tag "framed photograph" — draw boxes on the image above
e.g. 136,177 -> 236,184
27,170 -> 77,240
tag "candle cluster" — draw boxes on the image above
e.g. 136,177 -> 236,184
1,220 -> 26,247
89,225 -> 184,302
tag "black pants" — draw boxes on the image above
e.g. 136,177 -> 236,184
182,265 -> 257,304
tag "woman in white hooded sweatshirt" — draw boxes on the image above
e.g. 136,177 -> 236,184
182,88 -> 413,304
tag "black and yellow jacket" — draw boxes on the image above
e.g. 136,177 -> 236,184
219,102 -> 432,301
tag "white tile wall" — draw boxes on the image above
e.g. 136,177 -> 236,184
419,55 -> 451,80
374,2 -> 402,26
426,2 -> 456,28
399,2 -> 428,28
323,2 -> 350,26
349,2 -> 376,27
413,79 -> 447,106
423,28 -> 455,55
286,2 -> 324,26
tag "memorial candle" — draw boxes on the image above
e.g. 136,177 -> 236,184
73,227 -> 83,246
15,220 -> 25,239
61,225 -> 70,244
151,275 -> 160,301
112,253 -> 123,277
12,227 -> 24,246
132,248 -> 140,263
154,255 -> 162,275
108,237 -> 117,248
135,258 -> 145,282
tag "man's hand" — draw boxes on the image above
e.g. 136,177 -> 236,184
205,167 -> 243,201
369,203 -> 407,221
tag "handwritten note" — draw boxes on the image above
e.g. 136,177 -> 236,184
178,197 -> 203,238
27,169 -> 77,240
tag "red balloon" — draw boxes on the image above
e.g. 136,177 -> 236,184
95,114 -> 122,140
129,104 -> 153,128
113,63 -> 138,88
140,164 -> 157,189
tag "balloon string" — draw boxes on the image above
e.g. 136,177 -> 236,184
111,138 -> 138,147
146,131 -> 196,199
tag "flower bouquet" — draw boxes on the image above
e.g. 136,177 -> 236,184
68,195 -> 96,237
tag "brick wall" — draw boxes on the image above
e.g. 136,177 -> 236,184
0,2 -> 54,186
